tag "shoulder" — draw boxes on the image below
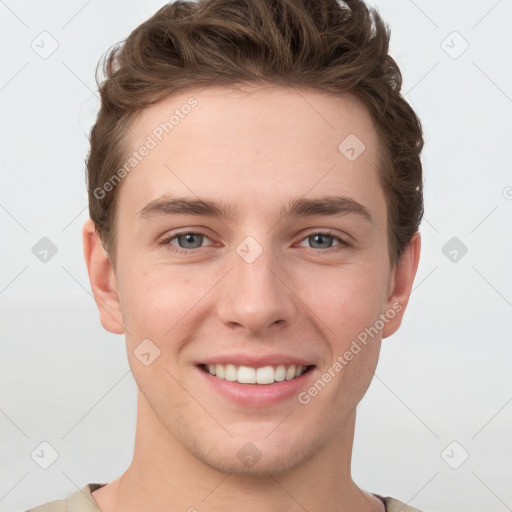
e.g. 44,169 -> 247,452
24,499 -> 65,512
384,496 -> 426,512
25,483 -> 105,512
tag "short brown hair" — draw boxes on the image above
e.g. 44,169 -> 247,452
86,0 -> 424,268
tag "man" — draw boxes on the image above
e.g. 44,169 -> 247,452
27,0 -> 426,510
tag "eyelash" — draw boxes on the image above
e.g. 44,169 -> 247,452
158,229 -> 351,254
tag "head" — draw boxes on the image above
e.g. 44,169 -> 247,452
83,0 -> 423,477
87,0 -> 423,270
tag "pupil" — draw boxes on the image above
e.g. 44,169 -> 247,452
311,234 -> 332,248
179,233 -> 203,248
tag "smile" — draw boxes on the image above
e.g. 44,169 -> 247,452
200,364 -> 313,384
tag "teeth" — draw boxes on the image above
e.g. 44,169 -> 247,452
274,365 -> 286,381
205,364 -> 308,384
256,366 -> 274,384
215,364 -> 225,379
225,364 -> 237,381
285,365 -> 296,380
238,366 -> 256,383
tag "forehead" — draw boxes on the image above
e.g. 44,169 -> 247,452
117,85 -> 385,226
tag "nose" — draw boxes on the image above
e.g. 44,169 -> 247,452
216,242 -> 297,336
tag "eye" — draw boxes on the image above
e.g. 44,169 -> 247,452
159,231 -> 215,251
297,231 -> 350,250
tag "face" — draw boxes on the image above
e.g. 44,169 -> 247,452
88,85 -> 415,476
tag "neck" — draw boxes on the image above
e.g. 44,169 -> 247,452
97,391 -> 383,512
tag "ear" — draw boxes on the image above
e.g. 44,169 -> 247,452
82,218 -> 124,335
381,232 -> 421,339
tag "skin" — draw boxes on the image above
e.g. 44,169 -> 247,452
83,85 -> 421,512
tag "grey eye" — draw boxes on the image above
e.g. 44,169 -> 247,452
176,233 -> 204,248
308,234 -> 334,249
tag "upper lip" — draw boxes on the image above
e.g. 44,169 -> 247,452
199,354 -> 315,368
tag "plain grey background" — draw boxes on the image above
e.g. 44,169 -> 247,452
1,1 -> 511,511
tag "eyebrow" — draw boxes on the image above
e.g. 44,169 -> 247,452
137,195 -> 373,224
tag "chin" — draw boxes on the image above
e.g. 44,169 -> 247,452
193,436 -> 320,478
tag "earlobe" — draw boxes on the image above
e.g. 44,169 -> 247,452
382,232 -> 421,339
82,218 -> 125,335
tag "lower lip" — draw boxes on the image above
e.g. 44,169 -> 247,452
196,366 -> 315,407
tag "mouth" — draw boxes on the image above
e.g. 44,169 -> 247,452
198,363 -> 315,385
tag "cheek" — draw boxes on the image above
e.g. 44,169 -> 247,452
119,267 -> 196,396
118,264 -> 191,342
119,262 -> 222,367
298,262 -> 388,341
